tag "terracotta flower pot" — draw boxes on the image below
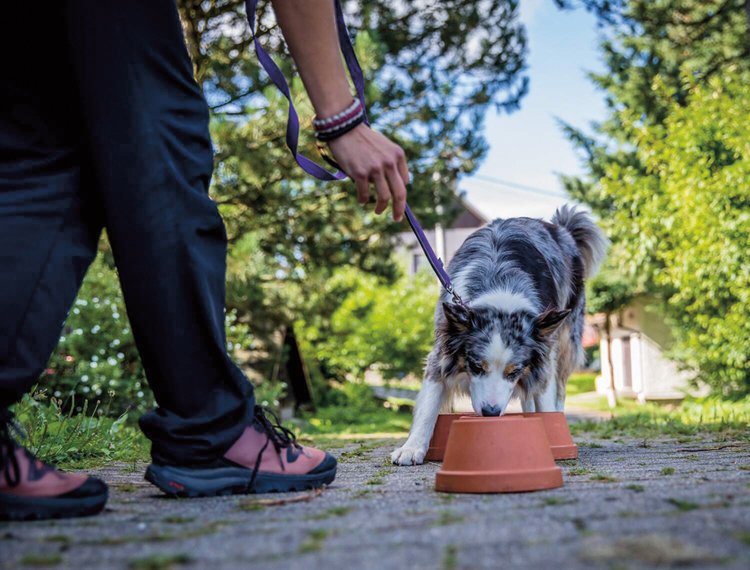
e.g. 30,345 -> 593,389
519,412 -> 578,460
425,413 -> 476,462
435,416 -> 563,493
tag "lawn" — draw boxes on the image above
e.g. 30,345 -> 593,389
11,380 -> 749,471
566,372 -> 597,396
570,396 -> 750,441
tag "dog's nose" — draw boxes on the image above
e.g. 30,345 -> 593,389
481,404 -> 503,417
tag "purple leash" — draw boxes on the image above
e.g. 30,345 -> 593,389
245,0 -> 463,305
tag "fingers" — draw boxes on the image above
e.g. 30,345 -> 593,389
373,169 -> 390,215
355,176 -> 369,205
328,126 -> 409,220
385,164 -> 407,222
396,146 -> 410,187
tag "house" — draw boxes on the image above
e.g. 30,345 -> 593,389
398,196 -> 489,275
594,296 -> 697,403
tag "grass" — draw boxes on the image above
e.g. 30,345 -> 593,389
297,529 -> 330,554
625,484 -> 645,492
570,396 -> 750,440
299,404 -> 411,436
541,497 -> 578,506
590,473 -> 618,482
11,391 -> 149,470
12,373 -> 748,478
337,440 -> 384,462
432,511 -> 465,527
666,498 -> 700,511
365,466 -> 392,486
310,506 -> 353,520
43,535 -> 71,544
567,372 -> 597,396
128,554 -> 193,570
163,516 -> 195,524
660,467 -> 676,476
236,501 -> 266,512
442,545 -> 458,570
19,554 -> 63,566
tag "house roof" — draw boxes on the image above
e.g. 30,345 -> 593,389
451,195 -> 489,228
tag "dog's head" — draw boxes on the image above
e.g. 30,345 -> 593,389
439,302 -> 570,416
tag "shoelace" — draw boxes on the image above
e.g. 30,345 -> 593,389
248,405 -> 302,490
0,409 -> 21,487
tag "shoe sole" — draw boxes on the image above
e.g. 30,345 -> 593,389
144,463 -> 337,498
0,489 -> 108,521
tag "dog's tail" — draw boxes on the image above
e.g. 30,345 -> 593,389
552,205 -> 609,279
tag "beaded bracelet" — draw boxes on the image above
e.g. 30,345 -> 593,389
313,99 -> 361,129
313,98 -> 366,142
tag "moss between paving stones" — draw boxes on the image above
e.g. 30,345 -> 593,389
127,553 -> 194,570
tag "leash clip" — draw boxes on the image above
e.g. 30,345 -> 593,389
446,285 -> 465,307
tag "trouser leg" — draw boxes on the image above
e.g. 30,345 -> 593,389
0,5 -> 102,409
65,0 -> 254,465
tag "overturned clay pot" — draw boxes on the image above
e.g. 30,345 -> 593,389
425,413 -> 476,462
516,412 -> 578,460
435,416 -> 563,493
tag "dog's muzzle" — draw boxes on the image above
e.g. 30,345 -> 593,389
481,405 -> 503,417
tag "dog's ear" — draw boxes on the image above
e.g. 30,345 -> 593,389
534,308 -> 571,338
442,302 -> 473,333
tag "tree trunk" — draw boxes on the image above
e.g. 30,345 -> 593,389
604,312 -> 618,408
177,1 -> 208,86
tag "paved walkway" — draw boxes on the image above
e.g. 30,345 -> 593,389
3,435 -> 750,569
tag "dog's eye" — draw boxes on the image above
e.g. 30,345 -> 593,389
504,364 -> 523,378
467,358 -> 488,375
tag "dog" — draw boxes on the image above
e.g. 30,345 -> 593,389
392,205 -> 608,466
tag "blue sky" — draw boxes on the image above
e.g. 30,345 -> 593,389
461,0 -> 607,220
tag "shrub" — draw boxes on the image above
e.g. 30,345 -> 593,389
42,254 -> 259,416
297,266 -> 437,383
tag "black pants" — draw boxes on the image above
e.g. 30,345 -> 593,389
0,1 -> 254,465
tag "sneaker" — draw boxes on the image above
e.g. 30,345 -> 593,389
145,406 -> 337,497
0,411 -> 108,521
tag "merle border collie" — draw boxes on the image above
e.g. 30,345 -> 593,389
392,206 -> 608,466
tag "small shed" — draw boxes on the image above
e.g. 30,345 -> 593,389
594,297 -> 697,403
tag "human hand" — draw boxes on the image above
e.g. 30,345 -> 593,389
327,124 -> 410,222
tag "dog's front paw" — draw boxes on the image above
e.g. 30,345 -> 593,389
391,444 -> 427,466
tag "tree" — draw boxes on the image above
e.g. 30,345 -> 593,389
174,0 -> 529,382
558,0 -> 750,394
559,0 -> 750,224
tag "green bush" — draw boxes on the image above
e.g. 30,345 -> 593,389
297,266 -> 437,383
594,71 -> 750,395
42,254 -> 259,416
44,256 -> 147,415
298,382 -> 411,435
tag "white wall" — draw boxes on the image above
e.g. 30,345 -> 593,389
597,302 -> 692,401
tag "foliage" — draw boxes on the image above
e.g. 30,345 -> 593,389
586,260 -> 637,316
598,72 -> 750,394
176,0 -> 529,341
570,395 -> 750,440
11,391 -> 149,471
297,266 -> 438,383
567,372 -> 597,396
297,382 -> 411,435
560,0 -> 750,394
42,253 -> 265,415
44,254 -> 148,415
